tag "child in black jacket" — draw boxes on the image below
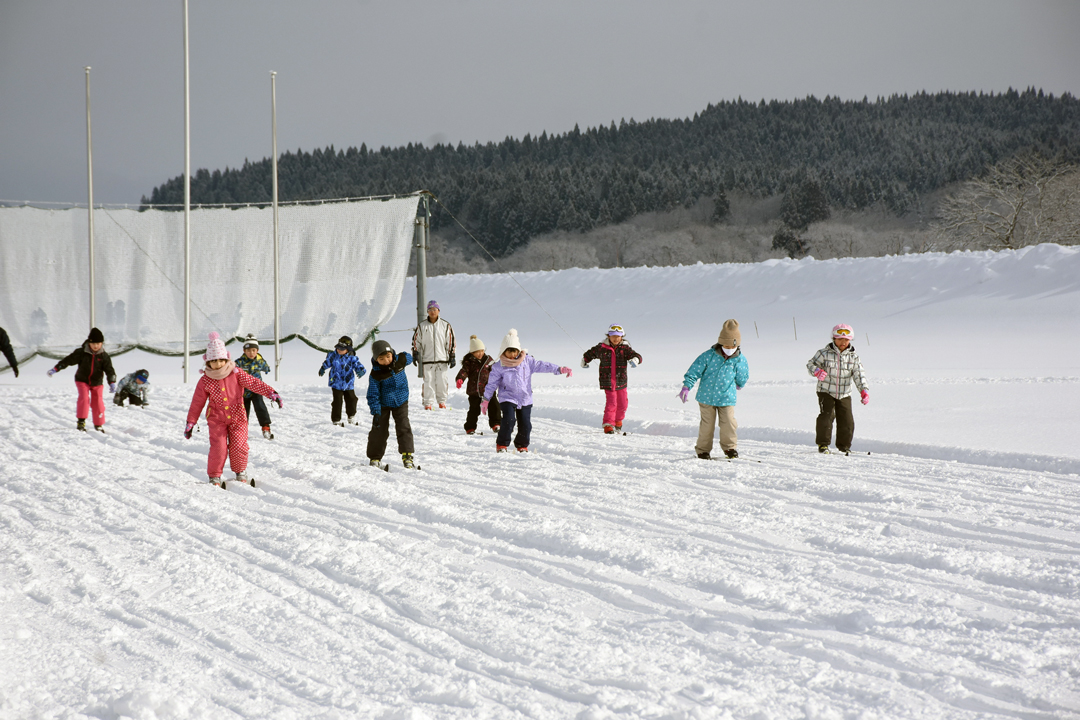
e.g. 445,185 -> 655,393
49,327 -> 116,432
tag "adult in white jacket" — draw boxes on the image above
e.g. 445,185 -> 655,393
412,300 -> 456,409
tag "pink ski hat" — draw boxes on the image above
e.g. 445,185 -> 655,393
832,324 -> 854,339
203,331 -> 230,361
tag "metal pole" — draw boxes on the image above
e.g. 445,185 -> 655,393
415,196 -> 428,376
271,71 -> 280,381
182,0 -> 191,382
85,67 -> 96,329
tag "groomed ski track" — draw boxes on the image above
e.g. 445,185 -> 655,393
3,384 -> 1078,719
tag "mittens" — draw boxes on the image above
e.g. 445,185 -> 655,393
678,386 -> 690,403
47,367 -> 57,377
455,378 -> 464,389
319,368 -> 325,377
184,422 -> 195,440
480,400 -> 489,415
559,367 -> 572,377
860,390 -> 869,406
580,359 -> 590,368
269,392 -> 283,409
628,359 -> 638,368
109,382 -> 117,393
812,368 -> 828,381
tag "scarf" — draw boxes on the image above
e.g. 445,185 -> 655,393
202,359 -> 236,380
499,352 -> 526,368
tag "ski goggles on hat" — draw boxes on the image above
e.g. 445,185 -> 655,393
832,327 -> 853,338
607,325 -> 625,336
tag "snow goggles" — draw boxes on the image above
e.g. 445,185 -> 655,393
607,325 -> 625,336
833,328 -> 852,337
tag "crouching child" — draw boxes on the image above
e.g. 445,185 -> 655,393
366,339 -> 416,469
114,369 -> 150,407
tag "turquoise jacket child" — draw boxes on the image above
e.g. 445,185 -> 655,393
683,346 -> 749,407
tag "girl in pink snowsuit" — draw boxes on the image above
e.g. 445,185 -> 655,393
185,332 -> 282,487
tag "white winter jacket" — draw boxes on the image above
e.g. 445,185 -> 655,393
412,317 -> 456,363
807,343 -> 868,399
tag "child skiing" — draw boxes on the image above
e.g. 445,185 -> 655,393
455,335 -> 502,435
679,319 -> 749,459
366,339 -> 416,469
113,369 -> 150,407
319,335 -> 367,427
481,328 -> 573,453
807,323 -> 869,454
48,327 -> 116,432
582,323 -> 643,434
185,332 -> 282,488
236,335 -> 274,439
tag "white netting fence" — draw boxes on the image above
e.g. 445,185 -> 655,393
0,196 -> 419,363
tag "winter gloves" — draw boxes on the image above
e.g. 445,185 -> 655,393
559,367 -> 572,377
628,359 -> 638,368
318,368 -> 325,376
812,367 -> 828,381
456,378 -> 464,389
678,386 -> 690,403
449,353 -> 456,369
47,367 -> 57,376
269,392 -> 284,409
183,422 -> 195,439
109,382 -> 117,393
480,399 -> 489,415
860,390 -> 869,405
580,359 -> 590,368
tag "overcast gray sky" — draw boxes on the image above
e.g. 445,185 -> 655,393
2,0 -> 1078,205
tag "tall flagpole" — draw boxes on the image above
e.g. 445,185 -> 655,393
271,71 -> 280,381
85,67 -> 96,329
182,0 -> 191,382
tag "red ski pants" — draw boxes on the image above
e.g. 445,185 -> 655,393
207,420 -> 249,478
603,388 -> 628,427
76,381 -> 106,426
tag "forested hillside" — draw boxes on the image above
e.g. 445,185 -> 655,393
144,89 -> 1080,257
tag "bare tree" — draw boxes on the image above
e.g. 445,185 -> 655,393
932,156 -> 1080,251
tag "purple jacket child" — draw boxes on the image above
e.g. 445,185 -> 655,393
481,328 -> 572,452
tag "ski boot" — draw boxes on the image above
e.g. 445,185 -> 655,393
603,424 -> 615,434
490,425 -> 500,432
697,452 -> 711,460
424,405 -> 433,411
615,424 -> 623,432
333,420 -> 345,427
94,425 -> 106,434
209,476 -> 224,489
262,426 -> 274,440
347,415 -> 358,426
438,403 -> 447,409
516,447 -> 528,453
465,429 -> 476,435
724,449 -> 739,459
77,419 -> 87,432
402,453 -> 416,469
236,471 -> 255,488
496,445 -> 509,453
818,445 -> 831,454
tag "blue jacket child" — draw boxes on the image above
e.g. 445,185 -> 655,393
319,335 -> 367,426
365,339 -> 416,468
237,335 -> 276,437
680,319 -> 749,460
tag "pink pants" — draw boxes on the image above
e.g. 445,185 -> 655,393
76,382 -> 106,426
207,420 -> 250,478
603,388 -> 628,426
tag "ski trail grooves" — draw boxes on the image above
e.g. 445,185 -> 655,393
1,385 -> 1079,718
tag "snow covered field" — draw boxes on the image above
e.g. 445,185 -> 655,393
2,245 -> 1079,718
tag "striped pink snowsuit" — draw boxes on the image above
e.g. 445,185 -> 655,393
187,368 -> 276,478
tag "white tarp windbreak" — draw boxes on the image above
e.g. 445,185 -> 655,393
0,196 -> 419,360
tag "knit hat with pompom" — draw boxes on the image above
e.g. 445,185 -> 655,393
497,328 -> 522,357
203,332 -> 230,361
468,335 -> 485,353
